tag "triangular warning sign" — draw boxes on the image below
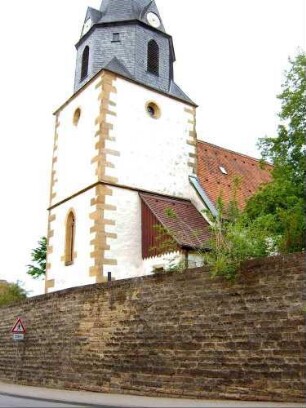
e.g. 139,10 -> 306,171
11,318 -> 26,334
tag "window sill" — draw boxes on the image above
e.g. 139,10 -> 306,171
147,70 -> 159,77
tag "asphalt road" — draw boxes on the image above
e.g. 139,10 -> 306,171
0,394 -> 113,408
0,394 -> 79,407
0,387 -> 304,408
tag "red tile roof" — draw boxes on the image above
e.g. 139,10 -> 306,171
197,141 -> 273,209
140,193 -> 211,253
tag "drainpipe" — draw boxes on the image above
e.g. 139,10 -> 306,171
184,249 -> 189,270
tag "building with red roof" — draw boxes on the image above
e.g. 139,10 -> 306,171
197,141 -> 273,210
45,0 -> 274,292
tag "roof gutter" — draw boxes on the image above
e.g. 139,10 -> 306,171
181,244 -> 210,252
189,175 -> 218,218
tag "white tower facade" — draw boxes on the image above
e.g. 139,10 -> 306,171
45,1 -> 202,293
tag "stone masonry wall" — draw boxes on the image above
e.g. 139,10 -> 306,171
0,253 -> 305,402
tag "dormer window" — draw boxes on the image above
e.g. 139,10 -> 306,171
147,40 -> 159,76
219,166 -> 228,175
81,46 -> 89,81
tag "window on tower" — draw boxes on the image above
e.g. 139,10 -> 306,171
146,101 -> 161,119
112,33 -> 120,42
147,40 -> 159,76
73,108 -> 81,126
81,46 -> 90,81
65,211 -> 76,266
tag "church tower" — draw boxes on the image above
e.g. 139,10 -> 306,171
45,0 -> 201,293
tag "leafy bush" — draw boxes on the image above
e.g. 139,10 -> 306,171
204,198 -> 269,280
0,281 -> 27,306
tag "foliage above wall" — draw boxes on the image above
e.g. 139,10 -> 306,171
0,281 -> 27,306
205,51 -> 306,279
244,51 -> 306,253
204,196 -> 270,280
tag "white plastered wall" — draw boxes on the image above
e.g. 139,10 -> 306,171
52,77 -> 101,205
188,252 -> 205,268
103,186 -> 184,280
47,189 -> 96,292
104,77 -> 196,198
48,184 -> 185,291
47,72 -> 208,290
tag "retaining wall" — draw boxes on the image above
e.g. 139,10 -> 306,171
0,253 -> 305,402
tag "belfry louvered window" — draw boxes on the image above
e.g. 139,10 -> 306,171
147,40 -> 159,76
81,46 -> 89,80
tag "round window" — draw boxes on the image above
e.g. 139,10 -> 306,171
73,108 -> 81,126
146,102 -> 161,119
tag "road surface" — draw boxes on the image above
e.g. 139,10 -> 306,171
0,382 -> 305,408
0,394 -> 79,407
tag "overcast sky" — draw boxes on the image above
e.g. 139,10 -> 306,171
0,0 -> 305,296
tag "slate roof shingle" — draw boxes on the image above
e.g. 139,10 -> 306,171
99,0 -> 166,33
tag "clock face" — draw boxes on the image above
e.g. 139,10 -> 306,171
147,12 -> 161,28
82,18 -> 92,36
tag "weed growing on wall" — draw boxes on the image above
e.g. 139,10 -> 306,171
204,197 -> 269,280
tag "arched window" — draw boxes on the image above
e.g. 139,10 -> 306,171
65,211 -> 75,265
73,108 -> 81,126
81,46 -> 89,81
147,40 -> 159,76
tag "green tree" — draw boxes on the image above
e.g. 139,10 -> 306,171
27,237 -> 47,279
259,52 -> 305,187
244,51 -> 306,252
0,281 -> 27,306
205,52 -> 305,278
